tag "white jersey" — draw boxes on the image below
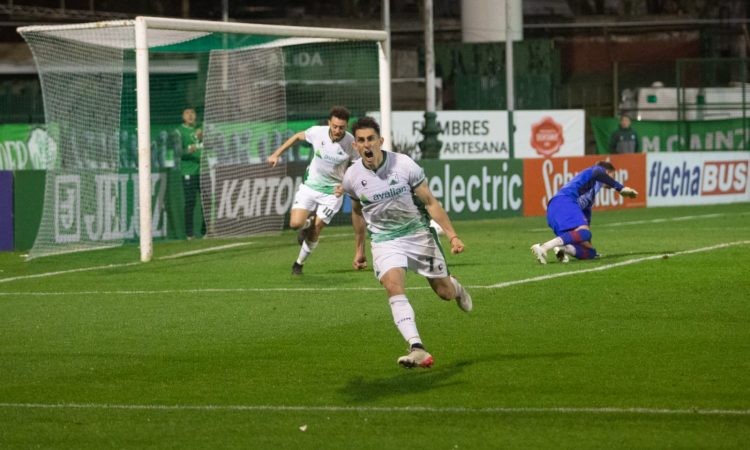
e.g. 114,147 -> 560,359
342,151 -> 430,243
303,126 -> 357,194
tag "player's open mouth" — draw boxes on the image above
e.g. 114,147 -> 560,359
364,150 -> 374,158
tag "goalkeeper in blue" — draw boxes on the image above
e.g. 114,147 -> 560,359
531,161 -> 638,264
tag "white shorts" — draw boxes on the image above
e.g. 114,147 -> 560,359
291,184 -> 343,225
371,229 -> 449,280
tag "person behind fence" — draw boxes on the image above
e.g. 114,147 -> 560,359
175,107 -> 206,240
609,114 -> 639,154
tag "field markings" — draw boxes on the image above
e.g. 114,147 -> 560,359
0,262 -> 142,285
486,240 -> 750,289
530,212 -> 730,232
0,402 -> 748,417
1,240 -> 748,295
157,242 -> 254,260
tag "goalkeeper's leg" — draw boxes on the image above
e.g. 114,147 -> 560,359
540,226 -> 592,252
570,243 -> 598,260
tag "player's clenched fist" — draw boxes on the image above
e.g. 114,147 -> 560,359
353,254 -> 367,270
449,235 -> 464,254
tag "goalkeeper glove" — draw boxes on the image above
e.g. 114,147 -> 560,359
619,187 -> 638,198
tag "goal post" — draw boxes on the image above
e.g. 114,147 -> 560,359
18,17 -> 390,262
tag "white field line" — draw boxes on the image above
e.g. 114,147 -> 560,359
486,240 -> 750,289
0,287 -> 387,296
0,402 -> 747,417
530,212 -> 727,232
157,242 -> 254,260
1,240 -> 748,295
0,234 -> 355,285
0,262 -> 141,285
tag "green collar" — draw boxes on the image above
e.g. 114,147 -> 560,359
371,150 -> 388,173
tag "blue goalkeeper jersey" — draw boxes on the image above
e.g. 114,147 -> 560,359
553,165 -> 624,213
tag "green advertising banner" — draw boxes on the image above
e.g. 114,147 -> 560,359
0,120 -> 317,171
419,159 -> 524,220
591,116 -> 750,154
0,124 -> 57,171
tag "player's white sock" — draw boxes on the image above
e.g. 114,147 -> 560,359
389,295 -> 422,347
450,276 -> 462,299
562,244 -> 576,255
296,239 -> 318,265
541,236 -> 564,252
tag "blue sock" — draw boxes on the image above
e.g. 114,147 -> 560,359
572,244 -> 597,260
560,229 -> 592,245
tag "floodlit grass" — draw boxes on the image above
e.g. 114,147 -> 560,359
1,203 -> 749,449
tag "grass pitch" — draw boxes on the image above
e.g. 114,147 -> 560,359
1,203 -> 749,449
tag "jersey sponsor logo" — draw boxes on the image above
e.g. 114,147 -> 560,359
314,147 -> 350,164
530,116 -> 564,157
360,185 -> 410,205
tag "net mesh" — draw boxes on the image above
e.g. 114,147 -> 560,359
21,26 -> 130,258
20,22 -> 380,259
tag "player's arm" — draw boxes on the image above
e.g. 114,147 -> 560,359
350,197 -> 368,270
591,166 -> 638,198
583,207 -> 592,225
267,131 -> 306,167
413,181 -> 464,254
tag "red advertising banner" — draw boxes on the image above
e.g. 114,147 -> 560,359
523,154 -> 647,216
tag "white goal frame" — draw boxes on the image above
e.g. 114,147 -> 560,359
20,16 -> 391,263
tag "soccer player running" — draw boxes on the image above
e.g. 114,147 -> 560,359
531,160 -> 638,264
342,116 -> 472,369
268,106 -> 357,275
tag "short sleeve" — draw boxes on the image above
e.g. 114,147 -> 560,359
341,169 -> 354,198
304,126 -> 321,144
344,133 -> 358,161
404,155 -> 426,188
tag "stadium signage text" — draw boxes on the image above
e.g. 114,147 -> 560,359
369,111 -> 511,160
53,173 -> 167,243
541,159 -> 629,209
591,116 -> 750,153
646,152 -> 750,206
421,159 -> 524,219
522,154 -> 647,216
216,175 -> 302,219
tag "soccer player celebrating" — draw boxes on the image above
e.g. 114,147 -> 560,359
531,160 -> 638,264
268,106 -> 358,275
342,116 -> 472,369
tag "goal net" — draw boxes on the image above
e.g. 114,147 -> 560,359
18,17 -> 388,261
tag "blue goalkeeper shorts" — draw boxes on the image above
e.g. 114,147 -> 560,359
546,196 -> 587,236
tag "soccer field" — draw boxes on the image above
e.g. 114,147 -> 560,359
1,203 -> 749,449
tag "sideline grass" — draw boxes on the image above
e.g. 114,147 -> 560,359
1,203 -> 749,449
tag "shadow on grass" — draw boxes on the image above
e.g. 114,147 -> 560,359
340,359 -> 472,403
341,351 -> 581,402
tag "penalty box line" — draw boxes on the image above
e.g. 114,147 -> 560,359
0,402 -> 748,417
1,240 -> 748,295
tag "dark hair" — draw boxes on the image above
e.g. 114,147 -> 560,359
328,106 -> 351,122
351,116 -> 381,136
596,160 -> 616,171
